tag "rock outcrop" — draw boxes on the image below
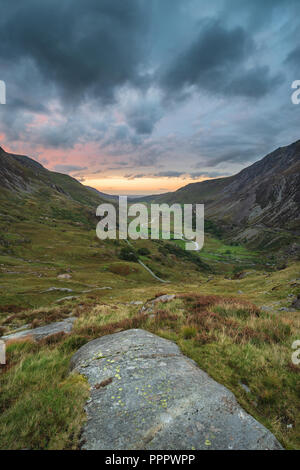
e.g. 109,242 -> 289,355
70,329 -> 283,450
1,317 -> 75,342
141,294 -> 176,313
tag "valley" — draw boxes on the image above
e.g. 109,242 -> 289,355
0,145 -> 299,450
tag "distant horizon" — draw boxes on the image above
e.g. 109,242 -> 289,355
3,136 -> 298,196
80,174 -> 223,196
1,136 -> 297,196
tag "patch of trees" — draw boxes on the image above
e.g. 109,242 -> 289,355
119,246 -> 139,262
158,242 -> 211,272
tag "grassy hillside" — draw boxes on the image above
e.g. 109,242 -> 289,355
0,204 -> 299,449
0,146 -> 299,450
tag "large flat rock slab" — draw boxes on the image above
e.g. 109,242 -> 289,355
70,329 -> 282,450
1,317 -> 75,342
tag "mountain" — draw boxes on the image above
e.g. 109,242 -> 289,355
153,140 -> 300,249
0,146 -> 108,227
0,146 -> 107,207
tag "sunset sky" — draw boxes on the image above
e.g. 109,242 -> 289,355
0,0 -> 300,195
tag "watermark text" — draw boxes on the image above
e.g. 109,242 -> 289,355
0,80 -> 6,104
291,80 -> 300,104
291,340 -> 300,365
0,340 -> 6,365
96,197 -> 204,251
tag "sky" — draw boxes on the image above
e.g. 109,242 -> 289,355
0,0 -> 299,195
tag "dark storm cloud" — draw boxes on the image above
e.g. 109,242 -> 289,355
0,0 -> 150,105
0,0 -> 282,124
160,21 -> 283,99
161,22 -> 252,89
126,105 -> 161,135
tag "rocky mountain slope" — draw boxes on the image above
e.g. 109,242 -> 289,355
0,146 -> 106,208
0,146 -> 110,229
154,140 -> 300,249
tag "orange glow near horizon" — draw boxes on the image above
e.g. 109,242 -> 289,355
0,136 -> 222,195
82,175 -> 216,195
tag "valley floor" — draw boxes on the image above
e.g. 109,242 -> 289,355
0,218 -> 299,449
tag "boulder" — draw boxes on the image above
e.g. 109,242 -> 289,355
1,317 -> 75,342
43,287 -> 73,293
57,273 -> 72,280
152,294 -> 175,304
141,294 -> 176,313
56,295 -> 79,303
70,329 -> 282,450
